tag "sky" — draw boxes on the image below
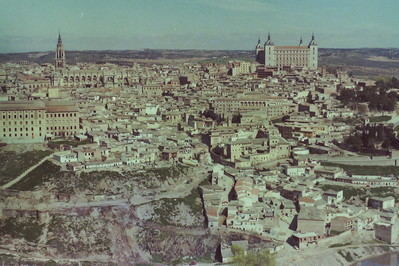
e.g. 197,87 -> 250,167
0,0 -> 398,53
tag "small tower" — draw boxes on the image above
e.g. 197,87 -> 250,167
264,32 -> 273,46
264,32 -> 275,67
55,33 -> 65,69
255,36 -> 264,64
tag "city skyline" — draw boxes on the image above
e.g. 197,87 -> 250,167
0,0 -> 398,52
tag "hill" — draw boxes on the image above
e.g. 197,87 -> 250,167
1,48 -> 398,78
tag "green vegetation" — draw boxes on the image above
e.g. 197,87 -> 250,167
0,217 -> 43,243
332,117 -> 362,126
319,184 -> 365,200
338,250 -> 354,263
44,260 -> 58,266
142,164 -> 190,181
376,77 -> 399,90
321,162 -> 399,176
368,186 -> 399,201
319,184 -> 399,201
47,138 -> 92,149
231,245 -> 276,266
369,115 -> 392,123
0,150 -> 52,185
170,253 -> 214,265
0,254 -> 19,264
337,81 -> 398,111
199,177 -> 212,186
341,124 -> 399,153
329,242 -> 351,248
152,188 -> 203,226
47,215 -> 111,255
10,160 -> 61,191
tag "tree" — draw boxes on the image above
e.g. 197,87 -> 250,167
307,91 -> 313,103
231,245 -> 276,266
345,135 -> 363,151
337,89 -> 355,104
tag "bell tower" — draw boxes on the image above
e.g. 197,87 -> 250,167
55,33 -> 65,68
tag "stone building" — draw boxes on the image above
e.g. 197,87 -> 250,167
53,69 -> 134,88
255,33 -> 318,70
0,100 -> 79,143
210,96 -> 296,120
51,34 -> 136,88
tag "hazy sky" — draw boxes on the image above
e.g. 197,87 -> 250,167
0,0 -> 398,52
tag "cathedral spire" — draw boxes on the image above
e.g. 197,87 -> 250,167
55,33 -> 65,69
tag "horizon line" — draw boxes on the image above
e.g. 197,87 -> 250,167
1,47 -> 399,55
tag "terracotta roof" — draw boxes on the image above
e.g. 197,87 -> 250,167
0,101 -> 45,111
299,197 -> 315,203
206,207 -> 218,217
45,101 -> 78,112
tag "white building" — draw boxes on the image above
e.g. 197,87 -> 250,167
256,33 -> 318,70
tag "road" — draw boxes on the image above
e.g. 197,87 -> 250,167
1,154 -> 54,190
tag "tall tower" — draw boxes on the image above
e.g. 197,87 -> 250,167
264,33 -> 275,67
255,37 -> 265,64
55,33 -> 65,69
307,33 -> 318,70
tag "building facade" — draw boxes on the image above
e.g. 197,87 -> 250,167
210,96 -> 297,120
255,33 -> 318,70
53,69 -> 135,88
0,100 -> 79,144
